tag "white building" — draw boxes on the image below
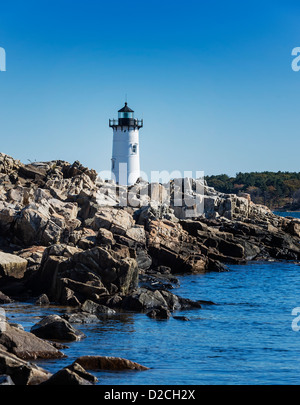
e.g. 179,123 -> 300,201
109,103 -> 143,186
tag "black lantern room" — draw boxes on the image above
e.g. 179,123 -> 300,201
109,102 -> 143,129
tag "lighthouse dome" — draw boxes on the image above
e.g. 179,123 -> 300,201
109,102 -> 143,129
118,102 -> 134,113
118,102 -> 134,119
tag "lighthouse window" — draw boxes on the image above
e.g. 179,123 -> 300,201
118,112 -> 134,119
132,144 -> 137,154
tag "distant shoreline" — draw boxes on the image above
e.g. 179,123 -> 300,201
273,210 -> 300,213
205,172 -> 300,213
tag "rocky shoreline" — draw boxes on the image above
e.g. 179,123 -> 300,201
0,152 -> 299,384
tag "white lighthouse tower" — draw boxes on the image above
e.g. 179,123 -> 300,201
109,103 -> 143,186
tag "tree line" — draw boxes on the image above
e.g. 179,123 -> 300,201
205,171 -> 300,210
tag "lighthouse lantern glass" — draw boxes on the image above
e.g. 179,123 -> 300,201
118,111 -> 134,119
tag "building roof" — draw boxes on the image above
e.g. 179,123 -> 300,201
118,102 -> 134,113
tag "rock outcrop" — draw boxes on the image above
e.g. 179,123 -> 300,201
0,322 -> 65,360
0,348 -> 52,385
30,315 -> 86,341
74,355 -> 149,371
0,152 -> 299,304
0,152 -> 299,384
0,252 -> 27,279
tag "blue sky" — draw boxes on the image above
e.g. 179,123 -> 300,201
0,0 -> 300,178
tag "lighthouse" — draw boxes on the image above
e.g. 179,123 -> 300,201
109,103 -> 143,186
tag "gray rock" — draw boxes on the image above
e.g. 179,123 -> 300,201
121,288 -> 169,311
97,228 -> 115,245
0,201 -> 18,232
81,300 -> 116,316
0,153 -> 22,175
13,203 -> 50,245
146,307 -> 171,320
74,355 -> 149,371
0,348 -> 51,385
136,249 -> 152,270
66,362 -> 98,383
30,315 -> 86,342
62,312 -> 100,324
91,208 -> 134,235
39,367 -> 93,385
0,252 -> 27,280
0,323 -> 65,360
35,245 -> 139,305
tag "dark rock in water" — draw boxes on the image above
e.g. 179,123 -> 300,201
197,300 -> 216,305
40,356 -> 99,385
160,290 -> 181,310
0,323 -> 65,360
207,258 -> 228,272
74,355 -> 149,371
81,299 -> 116,316
0,348 -> 51,385
173,316 -> 190,321
146,307 -> 171,320
30,315 -> 86,342
62,312 -> 100,324
66,362 -> 98,383
49,341 -> 69,350
177,296 -> 202,309
39,367 -> 93,385
119,287 -> 201,316
121,288 -> 169,312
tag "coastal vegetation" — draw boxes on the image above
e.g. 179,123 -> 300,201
205,172 -> 300,211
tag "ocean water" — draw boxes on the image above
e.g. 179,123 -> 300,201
2,212 -> 300,385
273,211 -> 300,219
